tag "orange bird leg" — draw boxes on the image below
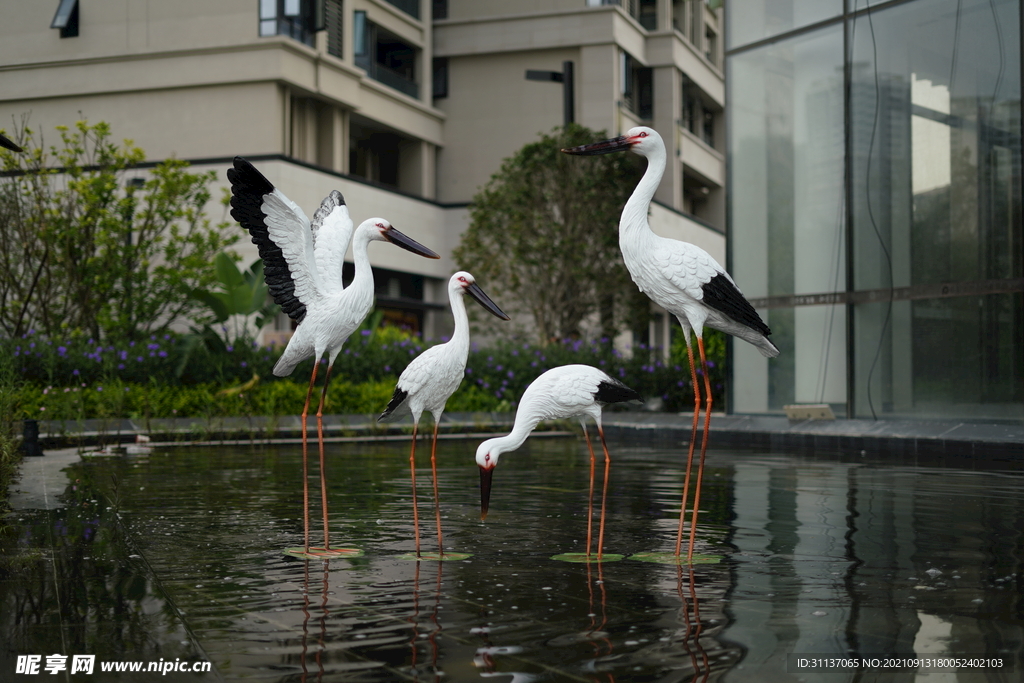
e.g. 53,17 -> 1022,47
430,420 -> 444,557
409,421 -> 421,557
582,426 -> 597,558
300,361 -> 320,552
315,362 -> 334,550
675,336 -> 701,556
597,425 -> 612,562
686,336 -> 714,563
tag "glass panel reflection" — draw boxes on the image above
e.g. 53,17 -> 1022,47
728,25 -> 846,413
727,0 -> 842,50
850,0 -> 1022,419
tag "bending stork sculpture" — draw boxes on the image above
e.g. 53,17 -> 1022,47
228,157 -> 440,558
563,127 -> 779,562
475,364 -> 642,561
379,271 -> 510,560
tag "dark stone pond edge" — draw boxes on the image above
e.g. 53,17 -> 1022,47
19,412 -> 1023,465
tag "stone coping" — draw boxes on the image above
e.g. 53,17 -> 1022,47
15,411 -> 1023,462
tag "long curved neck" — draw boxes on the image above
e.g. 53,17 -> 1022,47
493,408 -> 543,456
448,289 -> 471,358
620,144 -> 666,249
345,231 -> 375,304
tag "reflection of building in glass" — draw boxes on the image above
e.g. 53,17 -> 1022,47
728,0 -> 1023,421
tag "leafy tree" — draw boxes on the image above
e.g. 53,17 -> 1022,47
190,252 -> 278,345
453,124 -> 647,344
0,119 -> 237,340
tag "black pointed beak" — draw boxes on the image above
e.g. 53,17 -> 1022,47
384,227 -> 441,259
0,133 -> 24,154
561,135 -> 632,156
479,465 -> 495,520
466,282 -> 510,321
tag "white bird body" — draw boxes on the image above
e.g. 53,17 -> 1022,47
475,364 -> 641,556
567,128 -> 779,358
228,157 -> 439,556
562,127 -> 779,562
475,364 -> 640,469
378,271 -> 509,558
273,222 -> 386,377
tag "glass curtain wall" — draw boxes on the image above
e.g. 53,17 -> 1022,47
729,25 -> 847,414
727,0 -> 1023,420
849,0 -> 1022,419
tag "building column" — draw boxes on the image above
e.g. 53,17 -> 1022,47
579,44 -> 619,134
652,65 -> 682,209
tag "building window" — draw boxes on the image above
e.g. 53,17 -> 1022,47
588,0 -> 657,30
324,0 -> 343,58
432,0 -> 448,19
705,25 -> 718,65
259,0 -> 316,47
384,0 -> 421,20
432,58 -> 449,99
354,11 -> 420,99
702,109 -> 714,147
621,52 -> 652,120
51,0 -> 79,38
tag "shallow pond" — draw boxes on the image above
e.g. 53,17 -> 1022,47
2,435 -> 1022,681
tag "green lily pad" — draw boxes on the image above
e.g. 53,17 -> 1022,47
628,552 -> 722,565
283,546 -> 364,560
550,552 -> 625,563
397,552 -> 473,561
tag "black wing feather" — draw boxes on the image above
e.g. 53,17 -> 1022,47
378,387 -> 408,423
227,157 -> 307,324
594,379 -> 643,405
701,273 -> 771,337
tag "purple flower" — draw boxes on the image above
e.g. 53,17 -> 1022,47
120,351 -> 128,360
384,365 -> 391,372
361,330 -> 371,336
706,361 -> 716,368
241,361 -> 247,368
73,369 -> 80,376
507,370 -> 514,378
136,356 -> 143,362
466,368 -> 473,374
117,363 -> 125,370
226,345 -> 234,352
158,350 -> 167,358
57,346 -> 67,355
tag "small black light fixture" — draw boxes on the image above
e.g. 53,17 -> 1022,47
51,0 -> 80,38
525,60 -> 575,127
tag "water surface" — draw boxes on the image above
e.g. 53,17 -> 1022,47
2,436 -> 1022,681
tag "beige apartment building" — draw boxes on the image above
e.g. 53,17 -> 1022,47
0,0 -> 725,350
